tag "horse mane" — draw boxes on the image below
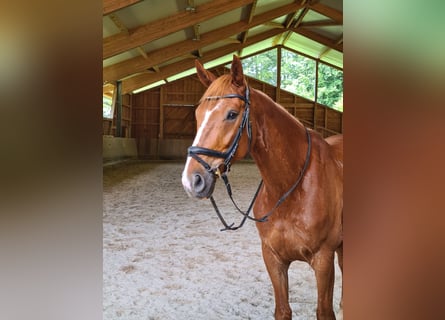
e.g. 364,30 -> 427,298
253,87 -> 305,128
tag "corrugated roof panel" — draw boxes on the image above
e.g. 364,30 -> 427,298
141,29 -> 188,53
285,33 -> 325,58
202,54 -> 235,69
311,25 -> 342,39
198,8 -> 243,34
114,1 -> 180,30
302,9 -> 333,22
200,39 -> 239,54
103,48 -> 141,68
166,69 -> 196,83
103,16 -> 121,37
240,38 -> 275,57
320,49 -> 343,68
254,0 -> 294,16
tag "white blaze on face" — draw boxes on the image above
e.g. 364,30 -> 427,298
181,102 -> 222,195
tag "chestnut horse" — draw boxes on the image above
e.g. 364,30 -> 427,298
182,55 -> 343,320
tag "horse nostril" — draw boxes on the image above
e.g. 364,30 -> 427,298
193,172 -> 205,193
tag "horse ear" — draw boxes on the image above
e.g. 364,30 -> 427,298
230,55 -> 245,87
195,60 -> 217,87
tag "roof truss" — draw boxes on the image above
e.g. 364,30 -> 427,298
103,0 -> 343,93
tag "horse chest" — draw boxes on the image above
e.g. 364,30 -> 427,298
256,216 -> 320,263
260,222 -> 318,262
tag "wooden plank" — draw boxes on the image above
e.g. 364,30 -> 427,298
103,0 -> 142,16
103,0 -> 253,59
104,1 -> 304,82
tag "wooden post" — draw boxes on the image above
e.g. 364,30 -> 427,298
276,46 -> 281,103
116,80 -> 122,137
158,86 -> 164,159
313,60 -> 319,131
128,94 -> 132,137
159,86 -> 164,139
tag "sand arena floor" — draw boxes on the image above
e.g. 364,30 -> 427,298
103,161 -> 342,319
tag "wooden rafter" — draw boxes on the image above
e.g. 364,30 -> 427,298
104,1 -> 305,82
282,6 -> 309,46
238,0 -> 258,56
240,0 -> 258,42
318,33 -> 343,58
292,27 -> 343,52
308,2 -> 342,23
103,0 -> 142,16
108,14 -> 148,60
103,0 -> 253,59
273,5 -> 303,47
109,14 -> 129,34
137,47 -> 148,59
264,22 -> 285,28
121,28 -> 288,94
299,20 -> 341,28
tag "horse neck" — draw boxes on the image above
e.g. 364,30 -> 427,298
249,90 -> 309,193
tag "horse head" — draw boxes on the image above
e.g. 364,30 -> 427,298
182,55 -> 251,199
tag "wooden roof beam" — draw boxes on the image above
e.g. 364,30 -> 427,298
274,2 -> 306,48
103,0 -> 254,59
282,6 -> 309,46
109,14 -> 148,60
318,33 -> 343,58
104,1 -> 305,82
308,2 -> 342,23
299,20 -> 341,28
103,0 -> 142,16
238,0 -> 257,56
292,27 -> 343,52
239,0 -> 258,42
121,28 -> 287,94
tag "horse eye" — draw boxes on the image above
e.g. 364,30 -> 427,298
226,110 -> 239,121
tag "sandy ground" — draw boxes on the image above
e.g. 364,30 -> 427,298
103,161 -> 342,319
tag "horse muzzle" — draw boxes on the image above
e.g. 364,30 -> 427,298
182,168 -> 216,199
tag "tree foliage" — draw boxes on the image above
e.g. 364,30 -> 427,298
241,49 -> 277,86
281,49 -> 316,101
317,63 -> 343,111
241,48 -> 343,112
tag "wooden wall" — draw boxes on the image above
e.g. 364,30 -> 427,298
103,94 -> 132,137
113,67 -> 342,159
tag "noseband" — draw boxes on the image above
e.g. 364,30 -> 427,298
187,86 -> 251,175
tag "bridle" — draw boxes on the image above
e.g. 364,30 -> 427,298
187,86 -> 312,231
187,86 -> 252,175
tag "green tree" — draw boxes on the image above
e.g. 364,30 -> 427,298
317,63 -> 343,111
240,48 -> 343,112
281,49 -> 316,101
241,49 -> 277,86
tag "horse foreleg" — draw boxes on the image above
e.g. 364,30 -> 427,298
312,250 -> 336,320
261,243 -> 292,320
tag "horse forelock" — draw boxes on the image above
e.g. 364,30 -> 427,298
198,74 -> 245,105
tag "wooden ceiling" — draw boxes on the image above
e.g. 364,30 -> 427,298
103,0 -> 343,94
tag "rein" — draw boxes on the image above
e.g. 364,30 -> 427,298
187,86 -> 312,231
